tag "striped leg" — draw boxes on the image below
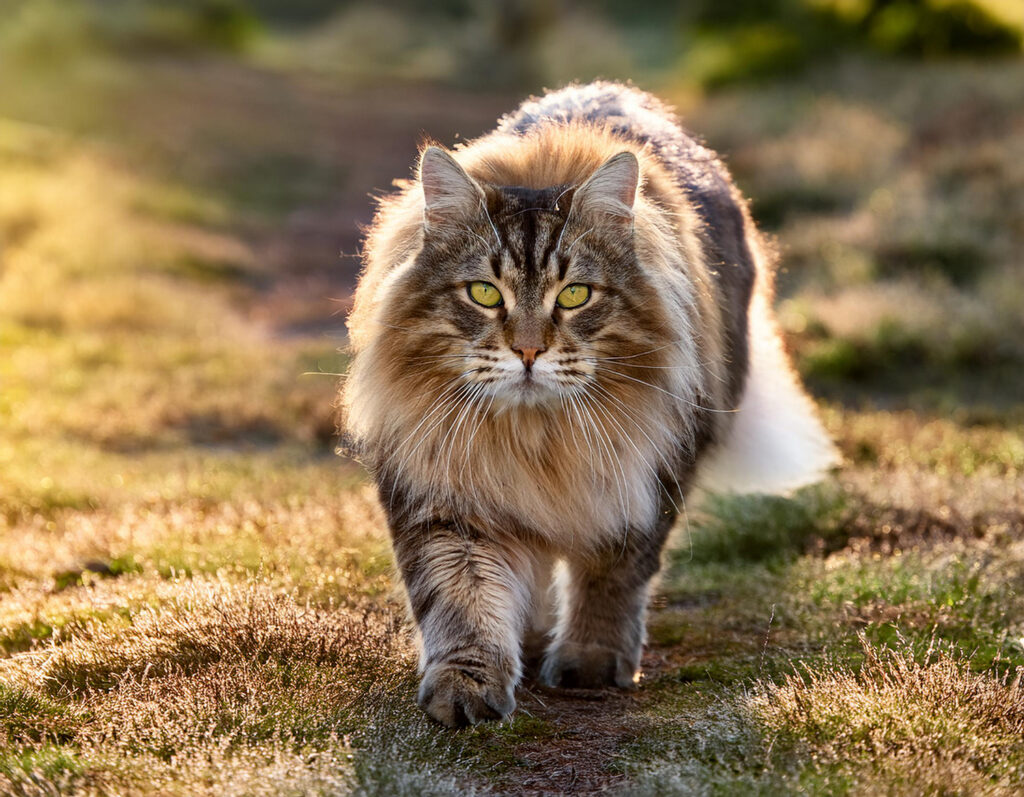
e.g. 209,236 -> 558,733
392,521 -> 533,727
541,524 -> 670,690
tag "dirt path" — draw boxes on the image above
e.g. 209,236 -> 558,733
480,650 -> 674,795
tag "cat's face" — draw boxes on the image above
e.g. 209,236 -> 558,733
384,149 -> 670,410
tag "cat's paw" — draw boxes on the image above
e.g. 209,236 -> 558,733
417,661 -> 515,727
540,641 -> 639,690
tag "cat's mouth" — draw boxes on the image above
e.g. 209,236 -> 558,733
487,367 -> 563,407
461,354 -> 590,408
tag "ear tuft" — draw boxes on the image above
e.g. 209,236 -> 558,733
570,151 -> 639,228
420,146 -> 484,229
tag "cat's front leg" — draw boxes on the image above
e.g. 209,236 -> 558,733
541,526 -> 669,690
391,520 -> 532,727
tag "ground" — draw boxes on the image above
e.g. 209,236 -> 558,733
1,23 -> 1023,796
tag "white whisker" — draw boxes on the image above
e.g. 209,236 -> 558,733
588,382 -> 682,515
589,343 -> 678,362
388,377 -> 477,509
577,390 -> 630,524
479,200 -> 502,249
595,366 -> 736,414
566,226 -> 595,254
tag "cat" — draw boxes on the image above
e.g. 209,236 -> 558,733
341,82 -> 838,727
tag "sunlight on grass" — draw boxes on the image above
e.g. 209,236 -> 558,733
750,638 -> 1024,793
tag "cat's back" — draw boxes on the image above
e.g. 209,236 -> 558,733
496,82 -> 740,230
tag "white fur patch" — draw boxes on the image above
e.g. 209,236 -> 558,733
696,292 -> 840,495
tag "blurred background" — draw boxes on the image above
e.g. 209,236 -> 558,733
1,0 -> 1023,562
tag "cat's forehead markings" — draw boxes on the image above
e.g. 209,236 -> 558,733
493,185 -> 568,283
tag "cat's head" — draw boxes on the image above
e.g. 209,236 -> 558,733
377,146 -> 674,410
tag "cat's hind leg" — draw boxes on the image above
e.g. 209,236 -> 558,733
541,523 -> 670,690
521,552 -> 557,679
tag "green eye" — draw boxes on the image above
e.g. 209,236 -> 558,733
556,283 -> 591,309
468,281 -> 503,307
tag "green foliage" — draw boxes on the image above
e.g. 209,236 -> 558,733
0,0 -> 262,62
0,685 -> 85,743
680,0 -> 1023,85
677,486 -> 847,566
52,556 -> 141,592
815,0 -> 1024,57
799,315 -> 1020,386
0,745 -> 87,782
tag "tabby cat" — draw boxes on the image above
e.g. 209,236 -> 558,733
342,82 -> 837,727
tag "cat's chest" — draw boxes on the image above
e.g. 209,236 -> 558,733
422,414 -> 663,548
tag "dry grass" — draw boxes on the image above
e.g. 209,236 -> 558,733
0,487 -> 389,596
0,578 -> 426,796
750,638 -> 1024,795
1,579 -> 405,693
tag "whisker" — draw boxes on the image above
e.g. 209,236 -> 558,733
566,226 -> 595,254
595,366 -> 736,414
589,343 -> 678,362
586,393 -> 633,554
479,200 -> 502,249
392,385 -> 471,477
504,206 -> 559,218
387,375 -> 478,508
404,353 -> 498,364
600,362 -> 701,372
564,392 -> 597,476
587,388 -> 674,512
588,382 -> 683,515
552,183 -> 577,212
440,383 -> 485,498
432,221 -> 495,253
577,390 -> 629,523
459,390 -> 495,482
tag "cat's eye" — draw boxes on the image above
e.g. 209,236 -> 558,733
468,281 -> 503,307
556,283 -> 591,309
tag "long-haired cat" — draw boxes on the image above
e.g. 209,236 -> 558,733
342,82 -> 838,727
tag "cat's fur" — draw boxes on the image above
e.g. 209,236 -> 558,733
342,82 -> 838,727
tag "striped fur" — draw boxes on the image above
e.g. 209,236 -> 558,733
342,82 -> 837,726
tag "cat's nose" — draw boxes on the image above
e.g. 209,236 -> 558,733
512,345 -> 547,369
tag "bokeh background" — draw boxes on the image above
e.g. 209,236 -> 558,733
2,1 -> 1024,794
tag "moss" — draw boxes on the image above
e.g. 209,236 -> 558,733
663,660 -> 760,686
456,712 -> 561,776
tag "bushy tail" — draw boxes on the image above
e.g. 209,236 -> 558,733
696,290 -> 840,495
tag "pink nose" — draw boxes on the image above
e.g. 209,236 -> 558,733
513,345 -> 546,368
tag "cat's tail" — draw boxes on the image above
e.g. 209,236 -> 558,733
696,289 -> 840,495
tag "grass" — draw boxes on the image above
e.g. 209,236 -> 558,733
0,7 -> 1022,794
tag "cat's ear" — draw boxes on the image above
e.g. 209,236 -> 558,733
419,146 -> 485,230
569,151 -> 639,230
